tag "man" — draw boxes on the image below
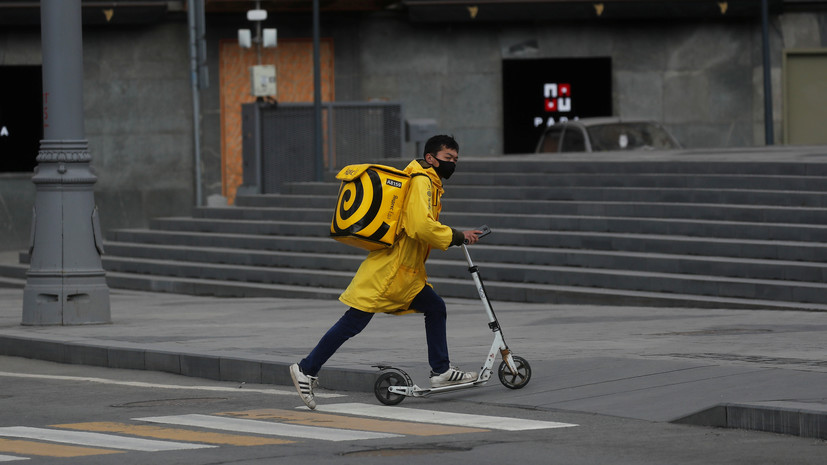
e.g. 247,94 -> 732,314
290,134 -> 483,409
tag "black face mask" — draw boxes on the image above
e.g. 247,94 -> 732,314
430,159 -> 456,179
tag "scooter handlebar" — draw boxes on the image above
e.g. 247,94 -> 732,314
463,225 -> 491,244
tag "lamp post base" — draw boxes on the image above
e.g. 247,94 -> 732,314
23,274 -> 111,326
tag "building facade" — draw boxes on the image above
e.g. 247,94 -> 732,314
1,0 -> 826,251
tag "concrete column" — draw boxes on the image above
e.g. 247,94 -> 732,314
22,0 -> 111,325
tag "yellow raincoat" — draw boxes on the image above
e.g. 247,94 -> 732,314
339,160 -> 459,314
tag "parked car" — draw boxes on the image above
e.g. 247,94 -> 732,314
535,117 -> 681,153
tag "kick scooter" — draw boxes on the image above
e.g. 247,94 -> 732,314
373,225 -> 532,405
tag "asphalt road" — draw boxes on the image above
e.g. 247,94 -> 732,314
0,356 -> 823,465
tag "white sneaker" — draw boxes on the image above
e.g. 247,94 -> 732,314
430,366 -> 477,388
289,363 -> 317,410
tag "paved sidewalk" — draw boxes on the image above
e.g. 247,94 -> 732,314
0,286 -> 825,439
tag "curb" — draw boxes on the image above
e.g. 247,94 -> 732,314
0,335 -> 378,393
672,402 -> 827,440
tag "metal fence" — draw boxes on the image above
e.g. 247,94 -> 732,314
241,101 -> 404,194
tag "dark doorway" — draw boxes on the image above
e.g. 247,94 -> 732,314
0,66 -> 42,172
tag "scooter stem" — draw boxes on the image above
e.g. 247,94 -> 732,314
462,244 -> 500,328
461,243 -> 475,268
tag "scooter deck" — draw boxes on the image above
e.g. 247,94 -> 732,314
389,377 -> 491,398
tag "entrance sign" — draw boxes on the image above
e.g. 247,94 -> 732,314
502,58 -> 612,154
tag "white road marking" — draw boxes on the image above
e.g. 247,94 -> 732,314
0,455 -> 28,462
0,371 -> 342,398
135,414 -> 402,442
0,427 -> 213,452
311,403 -> 578,431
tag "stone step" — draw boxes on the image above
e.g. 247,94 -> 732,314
0,263 -> 26,280
203,201 -> 827,225
5,260 -> 827,311
281,174 -> 827,196
104,242 -> 364,272
149,215 -> 827,244
100,256 -> 355,289
536,231 -> 827,262
281,182 -> 339,197
236,195 -> 338,209
238,187 -> 827,207
193,206 -> 331,222
108,228 -> 827,263
0,263 -> 25,290
150,217 -> 328,237
106,272 -> 343,299
452,157 -> 827,176
110,230 -> 354,255
446,172 -> 827,190
96,254 -> 827,305
338,156 -> 827,176
0,261 -> 343,299
93,275 -> 827,312
437,214 -> 827,242
430,275 -> 827,311
100,241 -> 827,284
0,276 -> 24,289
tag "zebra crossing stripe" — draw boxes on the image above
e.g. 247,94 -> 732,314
218,408 -> 489,436
135,414 -> 402,442
0,427 -> 214,452
54,422 -> 294,446
310,403 -> 579,431
0,438 -> 121,458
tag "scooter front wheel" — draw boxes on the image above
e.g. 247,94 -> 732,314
498,355 -> 531,389
374,371 -> 409,405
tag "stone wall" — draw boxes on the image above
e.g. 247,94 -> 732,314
0,175 -> 35,252
82,22 -> 194,233
0,21 -> 194,251
330,12 -> 825,155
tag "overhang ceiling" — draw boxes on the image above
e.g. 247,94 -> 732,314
400,0 -> 785,23
0,0 -> 813,26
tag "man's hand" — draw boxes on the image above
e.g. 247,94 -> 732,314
462,229 -> 484,245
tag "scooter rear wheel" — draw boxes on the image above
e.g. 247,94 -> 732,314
498,355 -> 531,389
374,371 -> 408,405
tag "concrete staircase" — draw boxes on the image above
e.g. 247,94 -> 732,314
4,151 -> 827,310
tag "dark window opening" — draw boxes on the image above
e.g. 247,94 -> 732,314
0,66 -> 42,173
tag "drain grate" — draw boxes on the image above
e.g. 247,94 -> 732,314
112,397 -> 229,408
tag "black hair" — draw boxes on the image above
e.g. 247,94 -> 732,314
423,134 -> 459,159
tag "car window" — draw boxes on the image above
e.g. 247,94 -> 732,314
537,127 -> 563,153
587,123 -> 679,151
560,127 -> 586,152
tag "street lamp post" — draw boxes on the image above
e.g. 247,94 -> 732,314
22,0 -> 111,325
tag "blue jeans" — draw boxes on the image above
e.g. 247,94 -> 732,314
298,285 -> 450,376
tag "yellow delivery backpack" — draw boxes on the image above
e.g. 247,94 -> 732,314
330,164 -> 417,251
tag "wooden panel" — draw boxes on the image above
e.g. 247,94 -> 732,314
219,39 -> 334,203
